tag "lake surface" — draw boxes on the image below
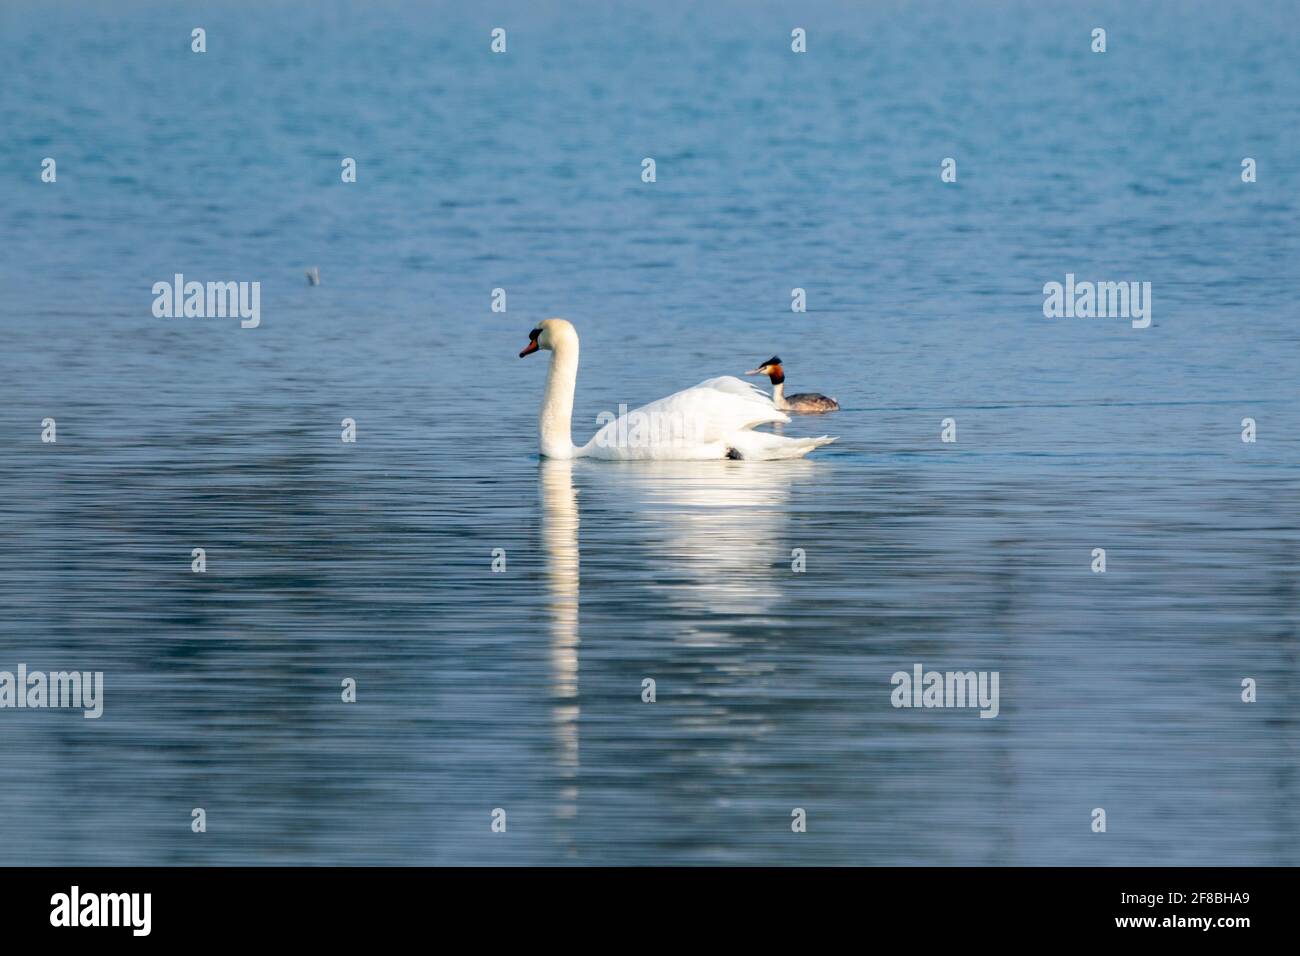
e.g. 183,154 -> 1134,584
1,0 -> 1296,865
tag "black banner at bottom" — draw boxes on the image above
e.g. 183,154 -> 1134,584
0,866 -> 1276,942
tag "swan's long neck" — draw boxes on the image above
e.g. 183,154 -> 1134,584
540,338 -> 580,458
771,382 -> 787,409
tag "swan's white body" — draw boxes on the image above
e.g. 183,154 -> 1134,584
523,319 -> 834,461
580,375 -> 820,461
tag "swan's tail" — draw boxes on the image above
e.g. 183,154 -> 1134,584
727,432 -> 836,460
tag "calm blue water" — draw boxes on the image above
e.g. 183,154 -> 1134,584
1,0 -> 1297,865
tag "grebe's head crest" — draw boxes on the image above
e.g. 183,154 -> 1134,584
744,356 -> 784,383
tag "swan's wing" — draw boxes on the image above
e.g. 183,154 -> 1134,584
635,378 -> 790,435
583,378 -> 789,458
691,375 -> 771,402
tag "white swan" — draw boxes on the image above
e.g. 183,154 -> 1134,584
519,319 -> 835,461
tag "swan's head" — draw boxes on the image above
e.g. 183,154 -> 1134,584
745,356 -> 784,384
519,318 -> 578,358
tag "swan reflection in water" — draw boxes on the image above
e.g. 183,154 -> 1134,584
540,459 -> 581,820
581,459 -> 814,623
537,458 -> 815,822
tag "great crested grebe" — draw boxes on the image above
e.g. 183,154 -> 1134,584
744,357 -> 839,413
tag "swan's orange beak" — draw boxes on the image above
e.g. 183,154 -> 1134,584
519,328 -> 541,358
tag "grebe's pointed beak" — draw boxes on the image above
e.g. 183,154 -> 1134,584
744,368 -> 763,376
